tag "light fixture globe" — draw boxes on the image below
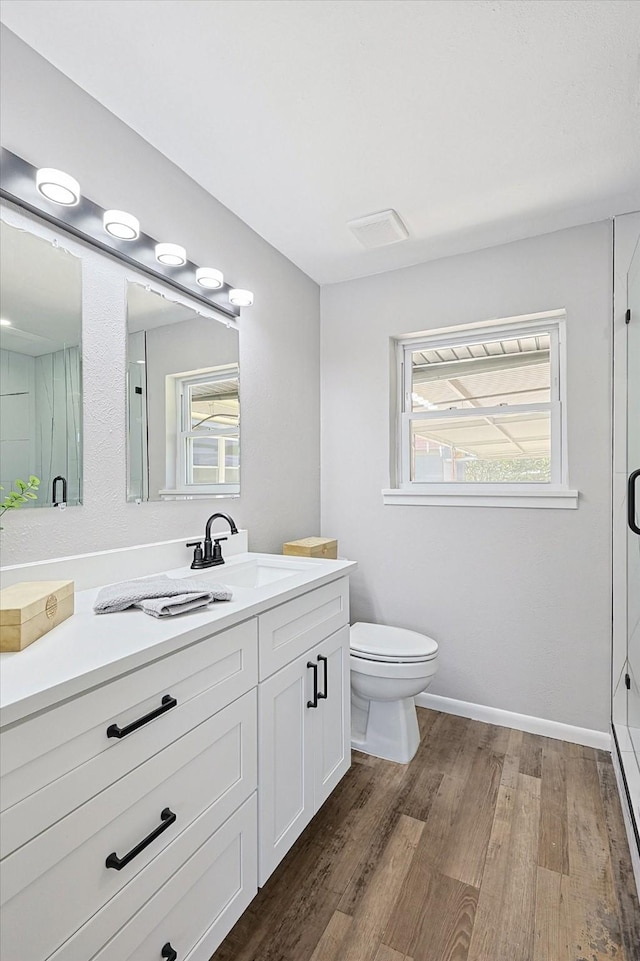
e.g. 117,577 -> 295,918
155,243 -> 187,267
229,288 -> 254,307
103,210 -> 140,241
36,168 -> 80,206
196,267 -> 224,290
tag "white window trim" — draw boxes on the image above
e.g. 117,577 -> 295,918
173,369 -> 240,496
386,311 -> 578,509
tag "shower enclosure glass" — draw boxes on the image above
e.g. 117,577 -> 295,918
627,239 -> 640,773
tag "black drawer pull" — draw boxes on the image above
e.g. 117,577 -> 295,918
317,654 -> 328,700
105,807 -> 176,870
161,944 -> 178,961
307,661 -> 318,708
107,694 -> 177,739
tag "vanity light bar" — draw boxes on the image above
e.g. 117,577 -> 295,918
0,148 -> 252,318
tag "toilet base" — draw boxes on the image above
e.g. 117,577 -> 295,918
350,692 -> 420,764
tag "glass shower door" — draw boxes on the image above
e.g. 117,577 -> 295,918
627,239 -> 640,765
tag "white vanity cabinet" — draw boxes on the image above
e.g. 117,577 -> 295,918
257,581 -> 351,884
0,556 -> 354,961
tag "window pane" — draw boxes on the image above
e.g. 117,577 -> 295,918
410,411 -> 551,483
225,438 -> 239,468
411,333 -> 550,412
188,378 -> 239,432
187,433 -> 240,485
188,436 -> 219,484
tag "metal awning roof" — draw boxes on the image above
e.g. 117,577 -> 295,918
411,334 -> 551,460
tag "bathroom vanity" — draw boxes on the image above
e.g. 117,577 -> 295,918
0,548 -> 356,961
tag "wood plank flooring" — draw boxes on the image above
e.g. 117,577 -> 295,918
211,709 -> 640,961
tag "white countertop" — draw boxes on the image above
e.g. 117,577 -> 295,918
0,552 -> 356,727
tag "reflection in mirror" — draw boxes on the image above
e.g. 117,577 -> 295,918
126,283 -> 239,501
0,219 -> 82,508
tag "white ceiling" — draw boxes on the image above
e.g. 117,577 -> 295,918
1,0 -> 639,284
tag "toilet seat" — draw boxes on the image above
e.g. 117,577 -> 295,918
350,622 -> 438,663
351,650 -> 437,664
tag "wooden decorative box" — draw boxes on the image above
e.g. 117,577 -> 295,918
283,537 -> 338,560
0,580 -> 75,652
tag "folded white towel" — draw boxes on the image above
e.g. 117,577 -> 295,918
94,575 -> 232,615
136,593 -> 214,618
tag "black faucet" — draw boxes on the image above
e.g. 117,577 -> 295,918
187,513 -> 238,569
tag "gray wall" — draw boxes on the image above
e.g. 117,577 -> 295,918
321,221 -> 612,732
0,27 -> 321,564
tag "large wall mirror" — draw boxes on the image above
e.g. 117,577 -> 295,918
126,282 -> 240,501
0,218 -> 83,508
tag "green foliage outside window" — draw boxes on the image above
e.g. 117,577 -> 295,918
463,458 -> 551,483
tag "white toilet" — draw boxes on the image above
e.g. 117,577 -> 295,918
350,622 -> 439,764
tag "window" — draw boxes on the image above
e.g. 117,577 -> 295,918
175,368 -> 239,495
385,311 -> 578,508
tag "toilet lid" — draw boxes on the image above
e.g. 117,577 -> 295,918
350,622 -> 438,663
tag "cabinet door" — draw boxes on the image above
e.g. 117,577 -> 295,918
258,655 -> 316,885
312,625 -> 351,810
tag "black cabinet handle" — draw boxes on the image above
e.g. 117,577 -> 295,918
107,694 -> 177,739
629,469 -> 640,535
161,944 -> 178,961
317,654 -> 328,700
105,807 -> 176,870
307,661 -> 318,708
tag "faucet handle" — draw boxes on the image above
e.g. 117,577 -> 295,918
187,541 -> 205,569
211,536 -> 227,564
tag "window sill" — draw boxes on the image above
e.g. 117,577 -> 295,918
382,487 -> 579,509
158,487 -> 240,499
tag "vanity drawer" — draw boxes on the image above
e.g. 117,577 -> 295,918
88,794 -> 257,961
258,578 -> 349,679
0,690 -> 257,961
47,794 -> 258,961
1,618 -> 257,856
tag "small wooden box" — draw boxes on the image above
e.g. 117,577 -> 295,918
283,537 -> 338,560
0,580 -> 75,652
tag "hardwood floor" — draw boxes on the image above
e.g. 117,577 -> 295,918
211,709 -> 640,961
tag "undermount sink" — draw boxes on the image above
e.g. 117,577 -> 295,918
195,558 -> 310,590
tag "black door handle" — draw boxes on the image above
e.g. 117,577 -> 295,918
161,944 -> 178,961
107,694 -> 178,739
629,469 -> 640,535
317,654 -> 328,700
105,807 -> 176,870
307,661 -> 318,708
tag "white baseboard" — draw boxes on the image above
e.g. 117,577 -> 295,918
415,692 -> 611,752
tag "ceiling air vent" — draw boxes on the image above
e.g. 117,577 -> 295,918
347,209 -> 409,249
